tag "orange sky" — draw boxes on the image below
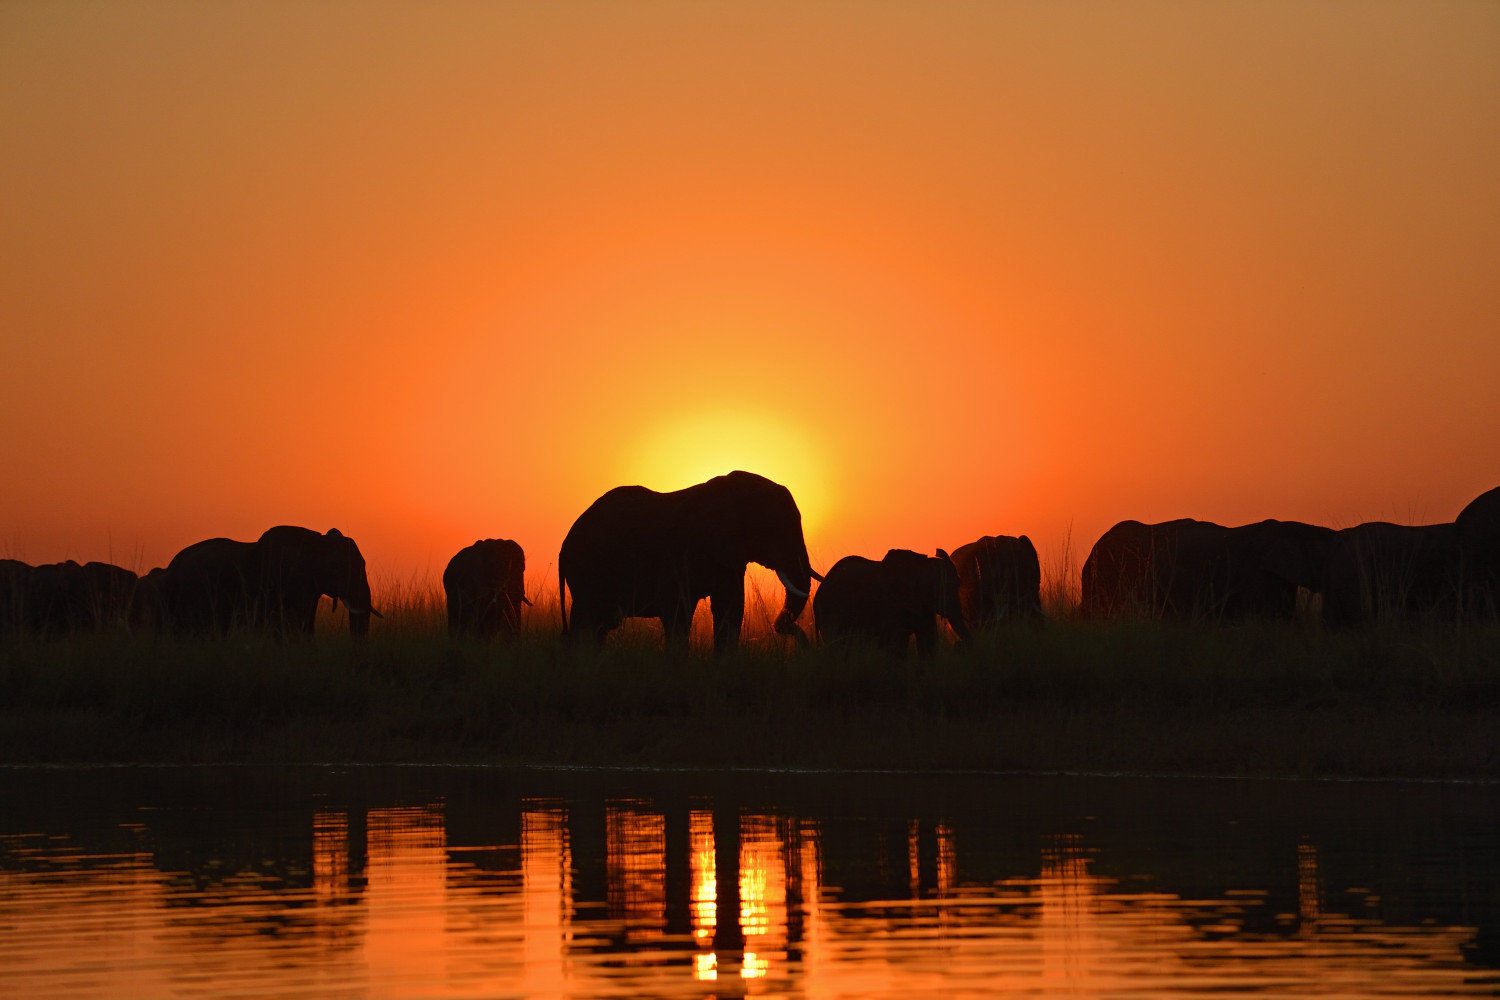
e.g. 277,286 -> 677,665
3,1 -> 1498,592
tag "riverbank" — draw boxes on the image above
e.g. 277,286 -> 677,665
2,613 -> 1496,780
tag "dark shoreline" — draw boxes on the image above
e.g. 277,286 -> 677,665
2,619 -> 1497,781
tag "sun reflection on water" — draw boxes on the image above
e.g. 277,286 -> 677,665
0,784 -> 1491,999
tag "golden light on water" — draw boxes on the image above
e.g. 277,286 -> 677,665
690,809 -> 717,954
1,796 -> 1490,998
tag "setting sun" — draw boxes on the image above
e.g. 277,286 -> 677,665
626,411 -> 833,533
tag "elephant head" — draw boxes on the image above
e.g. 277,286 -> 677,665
696,471 -> 822,645
951,534 -> 1044,630
444,537 -> 528,638
1231,519 -> 1340,617
883,548 -> 971,651
257,526 -> 379,636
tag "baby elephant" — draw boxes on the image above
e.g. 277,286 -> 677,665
813,549 -> 971,657
443,538 -> 529,637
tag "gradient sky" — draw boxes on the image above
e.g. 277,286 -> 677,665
3,1 -> 1498,592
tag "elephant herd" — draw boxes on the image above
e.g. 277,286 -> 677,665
4,474 -> 1498,652
1,526 -> 381,639
1082,485 -> 1500,627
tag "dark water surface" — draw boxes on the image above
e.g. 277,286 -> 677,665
1,765 -> 1496,998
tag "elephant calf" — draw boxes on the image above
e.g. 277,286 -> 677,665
443,538 -> 529,637
813,549 -> 971,658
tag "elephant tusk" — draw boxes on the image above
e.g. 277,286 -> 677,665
810,568 -> 825,583
521,596 -> 533,606
777,570 -> 810,599
366,607 -> 384,619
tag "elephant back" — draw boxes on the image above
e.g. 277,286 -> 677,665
1081,519 -> 1192,619
812,555 -> 885,642
161,537 -> 261,634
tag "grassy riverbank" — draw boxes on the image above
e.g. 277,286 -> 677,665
2,590 -> 1497,779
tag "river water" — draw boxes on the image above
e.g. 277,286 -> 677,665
0,766 -> 1495,999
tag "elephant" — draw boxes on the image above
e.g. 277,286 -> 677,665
1456,485 -> 1500,615
1321,521 -> 1470,625
949,534 -> 1044,630
155,526 -> 379,637
72,561 -> 140,631
1081,518 -> 1337,621
155,538 -> 260,635
444,538 -> 529,637
558,470 -> 822,652
0,559 -> 139,634
812,548 -> 971,657
1080,519 -> 1192,619
0,558 -> 32,634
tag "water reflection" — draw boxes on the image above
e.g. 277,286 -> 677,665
0,769 -> 1495,999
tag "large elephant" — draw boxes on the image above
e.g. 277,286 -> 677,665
1321,521 -> 1469,625
444,538 -> 529,637
813,548 -> 970,657
156,526 -> 379,637
1082,518 -> 1337,621
558,471 -> 822,652
949,534 -> 1044,630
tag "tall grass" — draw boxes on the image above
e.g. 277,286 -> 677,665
2,576 -> 1496,779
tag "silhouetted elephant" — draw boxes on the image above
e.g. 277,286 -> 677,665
813,548 -> 971,657
156,526 -> 379,636
69,561 -> 140,632
1321,522 -> 1468,625
444,538 -> 529,637
0,559 -> 32,634
949,534 -> 1044,630
1082,518 -> 1336,621
0,559 -> 139,634
1456,485 -> 1500,615
558,471 -> 822,652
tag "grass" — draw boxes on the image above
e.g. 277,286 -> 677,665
1,583 -> 1497,780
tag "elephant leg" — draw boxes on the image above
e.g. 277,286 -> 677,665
661,602 -> 695,650
297,598 -> 319,636
710,587 -> 744,653
567,598 -> 614,645
913,620 -> 939,659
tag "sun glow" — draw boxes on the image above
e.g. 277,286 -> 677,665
627,411 -> 833,534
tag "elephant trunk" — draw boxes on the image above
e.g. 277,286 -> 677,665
341,574 -> 378,635
946,601 -> 972,647
772,557 -> 815,646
